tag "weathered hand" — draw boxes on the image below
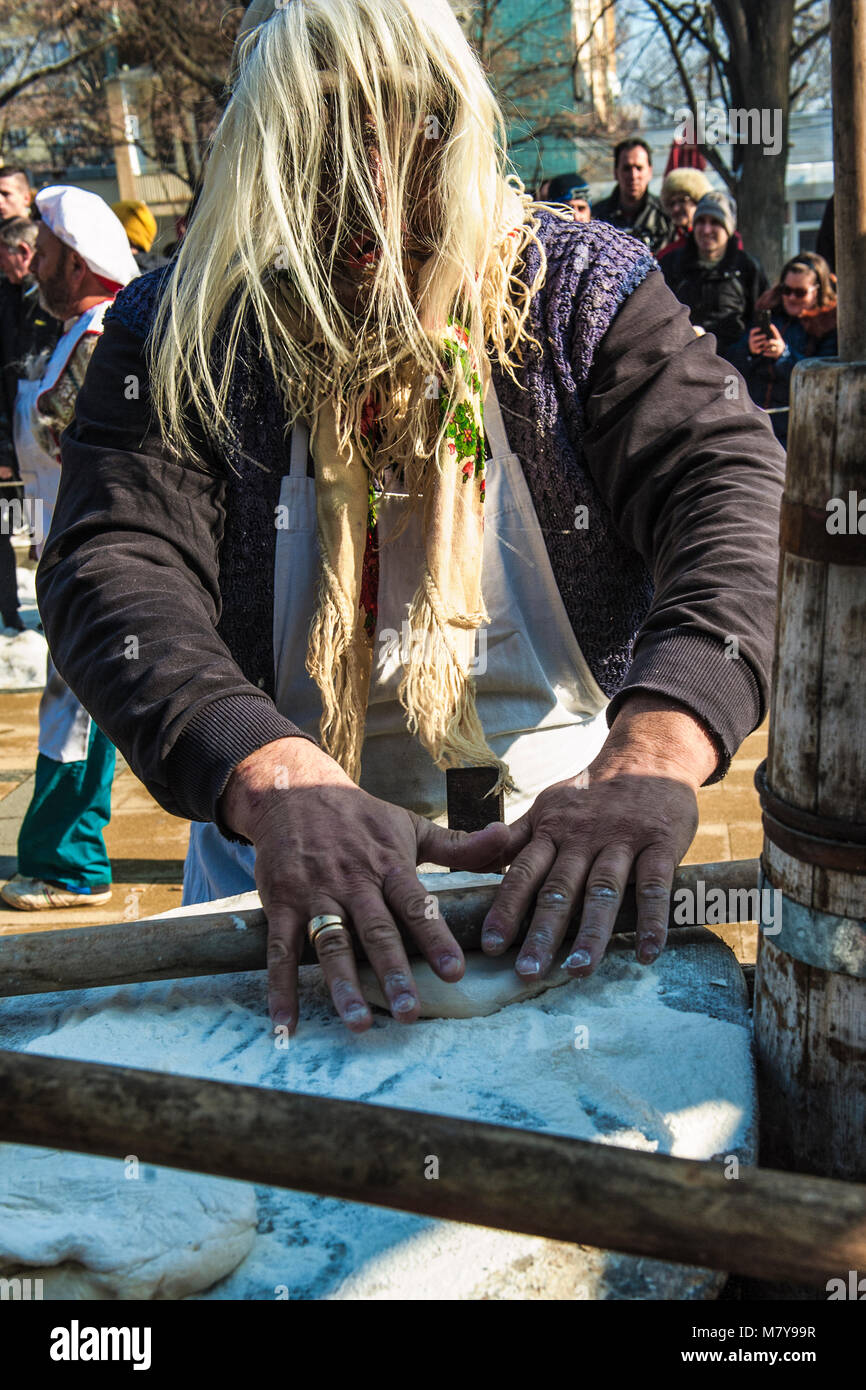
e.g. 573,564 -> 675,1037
220,736 -> 511,1035
481,695 -> 720,980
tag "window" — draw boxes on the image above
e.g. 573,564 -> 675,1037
795,199 -> 827,221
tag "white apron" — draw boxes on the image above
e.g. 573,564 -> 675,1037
14,301 -> 111,561
183,384 -> 610,902
15,301 -> 112,763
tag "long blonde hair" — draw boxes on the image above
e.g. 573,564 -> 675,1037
149,0 -> 553,469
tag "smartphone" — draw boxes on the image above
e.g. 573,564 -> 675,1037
758,308 -> 773,336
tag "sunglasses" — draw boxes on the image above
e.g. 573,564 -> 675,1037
781,284 -> 812,300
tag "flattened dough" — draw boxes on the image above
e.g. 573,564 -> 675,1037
358,948 -> 572,1018
0,1145 -> 257,1300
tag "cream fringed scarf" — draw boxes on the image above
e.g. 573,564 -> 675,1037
272,187 -> 539,792
305,320 -> 515,793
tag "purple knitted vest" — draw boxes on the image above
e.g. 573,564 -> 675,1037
490,211 -> 657,694
108,213 -> 656,700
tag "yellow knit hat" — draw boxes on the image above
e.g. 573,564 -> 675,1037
111,199 -> 157,253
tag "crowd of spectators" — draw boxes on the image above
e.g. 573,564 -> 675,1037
538,142 -> 837,445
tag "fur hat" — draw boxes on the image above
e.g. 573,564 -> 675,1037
661,168 -> 711,211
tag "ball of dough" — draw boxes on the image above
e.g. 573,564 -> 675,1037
0,1145 -> 257,1299
358,948 -> 572,1019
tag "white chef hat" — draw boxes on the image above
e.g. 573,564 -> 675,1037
34,185 -> 140,288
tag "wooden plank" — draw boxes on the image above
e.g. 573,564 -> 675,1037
755,935 -> 866,1181
0,1046 -> 863,1287
0,860 -> 759,999
755,356 -> 866,1183
767,552 -> 825,813
831,0 -> 866,360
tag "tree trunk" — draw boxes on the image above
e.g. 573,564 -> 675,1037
716,0 -> 796,281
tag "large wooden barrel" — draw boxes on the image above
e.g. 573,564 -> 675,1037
753,358 -> 866,1181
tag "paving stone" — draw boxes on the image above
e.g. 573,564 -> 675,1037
728,823 -> 765,860
683,825 -> 732,864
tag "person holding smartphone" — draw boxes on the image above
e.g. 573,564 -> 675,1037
727,251 -> 838,447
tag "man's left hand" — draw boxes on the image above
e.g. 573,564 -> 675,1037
481,694 -> 720,979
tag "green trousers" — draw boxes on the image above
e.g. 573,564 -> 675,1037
17,722 -> 116,890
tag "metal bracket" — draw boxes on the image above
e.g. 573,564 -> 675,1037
759,866 -> 866,978
755,761 -> 866,873
779,496 -> 866,566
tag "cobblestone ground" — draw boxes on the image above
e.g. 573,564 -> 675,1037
0,690 -> 189,933
0,688 -> 765,960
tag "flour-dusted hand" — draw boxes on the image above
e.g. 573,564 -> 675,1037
480,695 -> 720,980
220,737 -> 511,1035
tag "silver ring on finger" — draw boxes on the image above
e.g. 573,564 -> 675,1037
307,914 -> 347,947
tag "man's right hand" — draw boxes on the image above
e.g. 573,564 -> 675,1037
219,737 -> 510,1036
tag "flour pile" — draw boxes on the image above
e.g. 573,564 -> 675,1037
0,940 -> 754,1299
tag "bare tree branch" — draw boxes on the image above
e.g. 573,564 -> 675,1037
0,33 -> 116,110
790,21 -> 830,63
639,0 -> 734,189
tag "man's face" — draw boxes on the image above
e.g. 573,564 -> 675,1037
693,215 -> 729,261
32,224 -> 78,320
0,240 -> 32,284
616,148 -> 651,205
0,176 -> 31,221
569,197 -> 591,223
319,100 -> 440,316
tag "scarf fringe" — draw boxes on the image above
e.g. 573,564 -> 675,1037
306,561 -> 370,782
397,578 -> 516,796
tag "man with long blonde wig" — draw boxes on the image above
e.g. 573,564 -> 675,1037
40,0 -> 784,1033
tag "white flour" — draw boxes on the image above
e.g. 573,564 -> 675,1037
0,942 -> 754,1299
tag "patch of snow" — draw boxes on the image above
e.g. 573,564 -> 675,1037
0,564 -> 47,691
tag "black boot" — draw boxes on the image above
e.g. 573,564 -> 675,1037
1,611 -> 24,632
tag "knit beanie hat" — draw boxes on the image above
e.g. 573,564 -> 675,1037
661,168 -> 711,210
112,199 -> 157,253
694,190 -> 736,237
546,173 -> 591,205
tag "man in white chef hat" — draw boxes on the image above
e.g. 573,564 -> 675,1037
1,186 -> 138,912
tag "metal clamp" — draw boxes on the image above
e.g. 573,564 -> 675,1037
755,761 -> 866,874
758,865 -> 866,978
779,496 -> 866,566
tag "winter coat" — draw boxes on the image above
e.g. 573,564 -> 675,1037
661,234 -> 767,356
727,298 -> 838,446
592,189 -> 672,254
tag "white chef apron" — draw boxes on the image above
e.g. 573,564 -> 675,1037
14,301 -> 111,561
14,301 -> 112,763
183,384 -> 610,903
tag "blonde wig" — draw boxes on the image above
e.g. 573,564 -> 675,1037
149,0 -> 556,471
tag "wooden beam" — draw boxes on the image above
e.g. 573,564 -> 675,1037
0,1047 -> 863,1287
0,859 -> 759,998
831,0 -> 866,358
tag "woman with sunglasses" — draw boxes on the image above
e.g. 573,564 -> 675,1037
728,251 -> 837,446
